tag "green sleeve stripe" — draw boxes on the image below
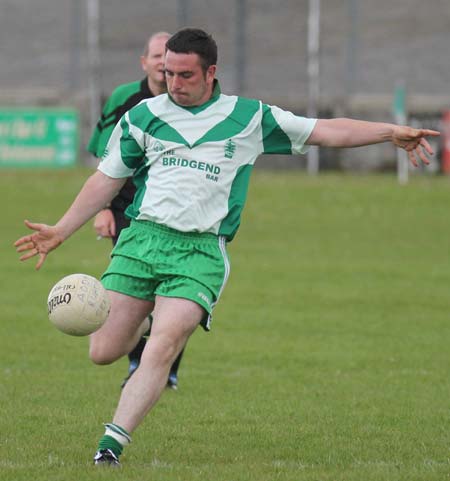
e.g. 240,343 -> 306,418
261,104 -> 292,154
119,115 -> 145,169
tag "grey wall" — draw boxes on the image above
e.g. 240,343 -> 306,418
1,0 -> 449,169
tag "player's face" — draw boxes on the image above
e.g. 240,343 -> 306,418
164,51 -> 216,107
141,35 -> 169,85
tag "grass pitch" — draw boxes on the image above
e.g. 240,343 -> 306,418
1,167 -> 450,481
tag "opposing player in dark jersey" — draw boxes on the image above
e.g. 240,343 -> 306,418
87,31 -> 184,390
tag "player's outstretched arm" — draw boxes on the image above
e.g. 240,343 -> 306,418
14,171 -> 126,270
307,118 -> 440,166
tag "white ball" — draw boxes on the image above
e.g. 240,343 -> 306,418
47,273 -> 110,336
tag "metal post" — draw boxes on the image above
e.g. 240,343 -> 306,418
177,0 -> 189,28
393,82 -> 409,185
346,0 -> 358,98
86,0 -> 100,136
235,0 -> 247,94
67,0 -> 82,90
307,0 -> 320,175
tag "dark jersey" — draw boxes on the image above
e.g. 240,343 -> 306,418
87,78 -> 155,215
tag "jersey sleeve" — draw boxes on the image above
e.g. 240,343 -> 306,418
261,104 -> 317,155
97,111 -> 146,178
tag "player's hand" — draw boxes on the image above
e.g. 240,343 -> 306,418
392,126 -> 440,167
14,220 -> 64,270
93,208 -> 116,239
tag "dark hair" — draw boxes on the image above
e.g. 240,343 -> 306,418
166,28 -> 218,72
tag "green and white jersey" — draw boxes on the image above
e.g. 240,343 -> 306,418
98,82 -> 316,241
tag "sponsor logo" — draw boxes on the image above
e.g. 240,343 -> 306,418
162,156 -> 221,182
224,139 -> 236,159
197,292 -> 211,307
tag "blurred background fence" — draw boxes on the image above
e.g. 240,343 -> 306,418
0,0 -> 449,171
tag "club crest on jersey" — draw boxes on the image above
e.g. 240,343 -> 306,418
151,140 -> 166,152
224,139 -> 236,159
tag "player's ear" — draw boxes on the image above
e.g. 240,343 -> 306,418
140,56 -> 147,73
206,65 -> 216,84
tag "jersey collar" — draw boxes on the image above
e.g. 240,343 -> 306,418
168,79 -> 221,114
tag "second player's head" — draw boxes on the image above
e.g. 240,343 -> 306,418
141,31 -> 171,90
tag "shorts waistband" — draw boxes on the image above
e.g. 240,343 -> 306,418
131,219 -> 218,242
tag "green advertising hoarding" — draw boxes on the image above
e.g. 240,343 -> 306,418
0,109 -> 79,168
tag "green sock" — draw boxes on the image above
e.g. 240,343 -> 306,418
97,423 -> 132,458
97,435 -> 124,457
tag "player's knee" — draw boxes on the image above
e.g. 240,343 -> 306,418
143,334 -> 179,367
89,340 -> 119,365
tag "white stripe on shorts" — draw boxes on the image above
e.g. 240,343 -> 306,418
204,236 -> 230,331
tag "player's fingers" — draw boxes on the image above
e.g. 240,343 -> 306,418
419,137 -> 434,155
94,221 -> 109,237
420,129 -> 441,137
407,149 -> 418,167
416,144 -> 430,165
35,253 -> 47,270
16,241 -> 35,253
19,249 -> 38,261
98,227 -> 111,237
14,235 -> 32,247
24,219 -> 45,231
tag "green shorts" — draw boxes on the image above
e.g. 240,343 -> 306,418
101,219 -> 230,331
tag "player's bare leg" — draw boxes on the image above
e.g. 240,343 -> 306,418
113,296 -> 203,431
94,296 -> 203,466
89,291 -> 153,365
